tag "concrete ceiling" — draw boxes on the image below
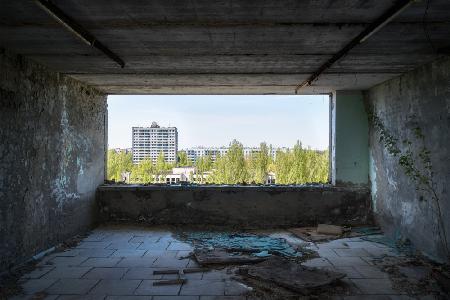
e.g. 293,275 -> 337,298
1,0 -> 449,94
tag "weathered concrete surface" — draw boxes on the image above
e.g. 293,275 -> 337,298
1,1 -> 450,94
97,185 -> 371,228
366,57 -> 450,262
332,91 -> 369,186
0,49 -> 107,272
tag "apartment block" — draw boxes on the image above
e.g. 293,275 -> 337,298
184,146 -> 289,162
132,122 -> 178,164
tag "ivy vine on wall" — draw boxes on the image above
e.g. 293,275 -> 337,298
368,110 -> 449,260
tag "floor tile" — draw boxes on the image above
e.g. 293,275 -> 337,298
107,242 -> 141,250
89,279 -> 142,295
81,257 -> 122,267
350,279 -> 397,294
42,266 -> 92,279
83,267 -> 129,279
134,279 -> 181,295
352,265 -> 389,279
122,267 -> 163,280
111,250 -> 147,258
334,248 -> 372,257
152,256 -> 189,268
167,242 -> 193,251
76,241 -> 112,249
154,297 -> 199,300
49,256 -> 88,267
21,266 -> 54,279
106,296 -> 152,300
46,278 -> 99,295
117,257 -> 157,268
20,278 -> 58,294
327,256 -> 370,267
57,295 -> 105,300
180,280 -> 225,296
302,257 -> 333,268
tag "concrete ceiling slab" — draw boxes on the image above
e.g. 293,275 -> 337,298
0,0 -> 449,94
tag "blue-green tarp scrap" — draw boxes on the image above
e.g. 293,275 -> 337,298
178,232 -> 302,258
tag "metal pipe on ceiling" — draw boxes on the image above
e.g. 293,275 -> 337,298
294,0 -> 415,94
34,0 -> 125,68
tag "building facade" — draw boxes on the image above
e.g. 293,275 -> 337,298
132,122 -> 178,164
183,146 -> 289,162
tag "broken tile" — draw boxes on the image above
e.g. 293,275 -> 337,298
352,265 -> 389,279
334,248 -> 372,257
152,256 -> 189,268
167,242 -> 193,251
180,280 -> 226,296
327,256 -> 371,267
302,257 -> 333,268
134,280 -> 181,295
350,278 -> 397,294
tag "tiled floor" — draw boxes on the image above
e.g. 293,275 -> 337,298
11,226 -> 440,299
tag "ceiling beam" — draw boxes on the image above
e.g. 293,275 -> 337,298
34,0 -> 125,68
295,0 -> 414,93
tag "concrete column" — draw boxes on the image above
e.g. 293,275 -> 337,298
331,90 -> 369,186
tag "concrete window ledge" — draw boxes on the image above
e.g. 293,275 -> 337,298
97,184 -> 371,228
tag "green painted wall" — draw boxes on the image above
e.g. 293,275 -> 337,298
332,91 -> 369,185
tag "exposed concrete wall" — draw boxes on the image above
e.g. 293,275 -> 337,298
97,185 -> 371,228
332,91 -> 369,186
366,57 -> 450,262
0,49 -> 107,271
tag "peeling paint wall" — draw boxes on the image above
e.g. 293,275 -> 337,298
366,57 -> 450,262
97,185 -> 371,228
0,49 -> 107,271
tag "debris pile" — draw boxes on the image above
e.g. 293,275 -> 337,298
289,225 -> 382,242
176,230 -> 349,296
370,255 -> 450,297
240,257 -> 345,294
152,268 -> 207,286
194,248 -> 267,265
179,231 -> 302,259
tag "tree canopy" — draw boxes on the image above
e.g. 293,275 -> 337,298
107,140 -> 329,185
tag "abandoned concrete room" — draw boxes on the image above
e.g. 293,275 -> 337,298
1,0 -> 450,299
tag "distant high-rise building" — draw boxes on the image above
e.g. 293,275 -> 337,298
132,122 -> 178,164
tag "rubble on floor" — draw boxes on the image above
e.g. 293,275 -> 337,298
240,256 -> 345,294
362,233 -> 416,255
194,248 -> 268,265
6,225 -> 450,299
289,225 -> 382,242
368,254 -> 450,297
178,231 -> 302,258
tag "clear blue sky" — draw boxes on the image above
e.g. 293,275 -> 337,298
108,95 -> 329,150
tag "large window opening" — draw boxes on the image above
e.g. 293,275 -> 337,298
107,95 -> 330,185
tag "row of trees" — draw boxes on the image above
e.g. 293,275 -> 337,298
107,140 -> 329,185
